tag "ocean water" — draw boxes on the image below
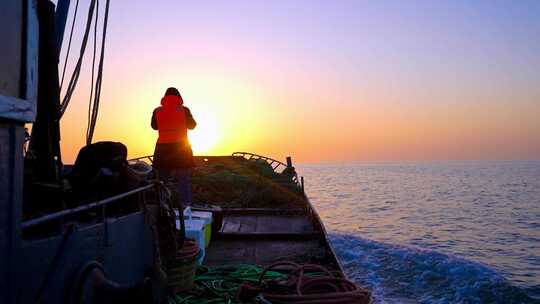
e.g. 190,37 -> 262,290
297,161 -> 540,304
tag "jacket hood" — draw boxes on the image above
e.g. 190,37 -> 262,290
161,95 -> 183,107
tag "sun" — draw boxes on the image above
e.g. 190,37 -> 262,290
188,111 -> 220,154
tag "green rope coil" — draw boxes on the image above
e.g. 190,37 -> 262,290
168,265 -> 289,304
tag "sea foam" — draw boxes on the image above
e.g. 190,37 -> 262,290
330,234 -> 539,304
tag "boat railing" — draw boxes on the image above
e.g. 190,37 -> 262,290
129,152 -> 304,190
128,155 -> 154,164
21,184 -> 156,229
232,152 -> 289,172
232,152 -> 303,190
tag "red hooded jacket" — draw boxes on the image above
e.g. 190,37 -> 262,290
151,95 -> 196,168
154,95 -> 187,143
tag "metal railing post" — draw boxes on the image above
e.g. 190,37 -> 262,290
286,156 -> 293,168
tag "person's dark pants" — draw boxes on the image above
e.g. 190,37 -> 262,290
157,168 -> 192,206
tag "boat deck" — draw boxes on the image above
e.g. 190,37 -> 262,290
205,212 -> 326,266
205,239 -> 323,265
221,214 -> 314,234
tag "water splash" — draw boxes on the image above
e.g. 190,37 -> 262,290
330,234 -> 540,304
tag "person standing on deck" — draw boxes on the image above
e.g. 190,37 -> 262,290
151,87 -> 197,206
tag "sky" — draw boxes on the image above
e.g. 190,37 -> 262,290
56,0 -> 540,163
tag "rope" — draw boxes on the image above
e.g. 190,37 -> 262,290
59,0 -> 110,146
86,0 -> 99,144
59,0 -> 80,91
59,0 -> 97,117
167,263 -> 370,304
256,262 -> 371,304
168,265 -> 288,304
86,0 -> 111,145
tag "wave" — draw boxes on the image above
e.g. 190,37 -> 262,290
329,234 -> 540,304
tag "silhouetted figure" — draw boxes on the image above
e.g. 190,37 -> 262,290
151,87 -> 196,206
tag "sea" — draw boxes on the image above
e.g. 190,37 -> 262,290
297,161 -> 540,304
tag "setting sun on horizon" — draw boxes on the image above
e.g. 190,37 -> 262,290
188,110 -> 221,154
55,0 -> 540,164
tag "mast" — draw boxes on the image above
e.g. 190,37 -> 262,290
0,0 -> 39,302
27,0 -> 63,184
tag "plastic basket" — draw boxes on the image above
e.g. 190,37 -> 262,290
167,245 -> 202,292
167,250 -> 202,292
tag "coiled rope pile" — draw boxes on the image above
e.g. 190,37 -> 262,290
168,262 -> 370,304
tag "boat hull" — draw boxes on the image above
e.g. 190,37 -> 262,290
17,210 -> 157,303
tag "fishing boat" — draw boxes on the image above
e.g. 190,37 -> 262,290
1,0 -> 371,303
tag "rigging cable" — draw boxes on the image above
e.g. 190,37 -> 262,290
86,0 -> 110,145
59,0 -> 97,117
86,0 -> 99,144
59,0 -> 80,91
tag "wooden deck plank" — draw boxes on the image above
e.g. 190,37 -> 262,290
254,240 -> 322,265
256,215 -> 313,233
203,240 -> 257,265
220,215 -> 314,234
204,239 -> 323,266
220,215 -> 257,233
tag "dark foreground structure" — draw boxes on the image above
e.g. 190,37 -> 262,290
0,1 -> 371,303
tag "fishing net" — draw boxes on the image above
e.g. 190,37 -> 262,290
191,159 -> 305,209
